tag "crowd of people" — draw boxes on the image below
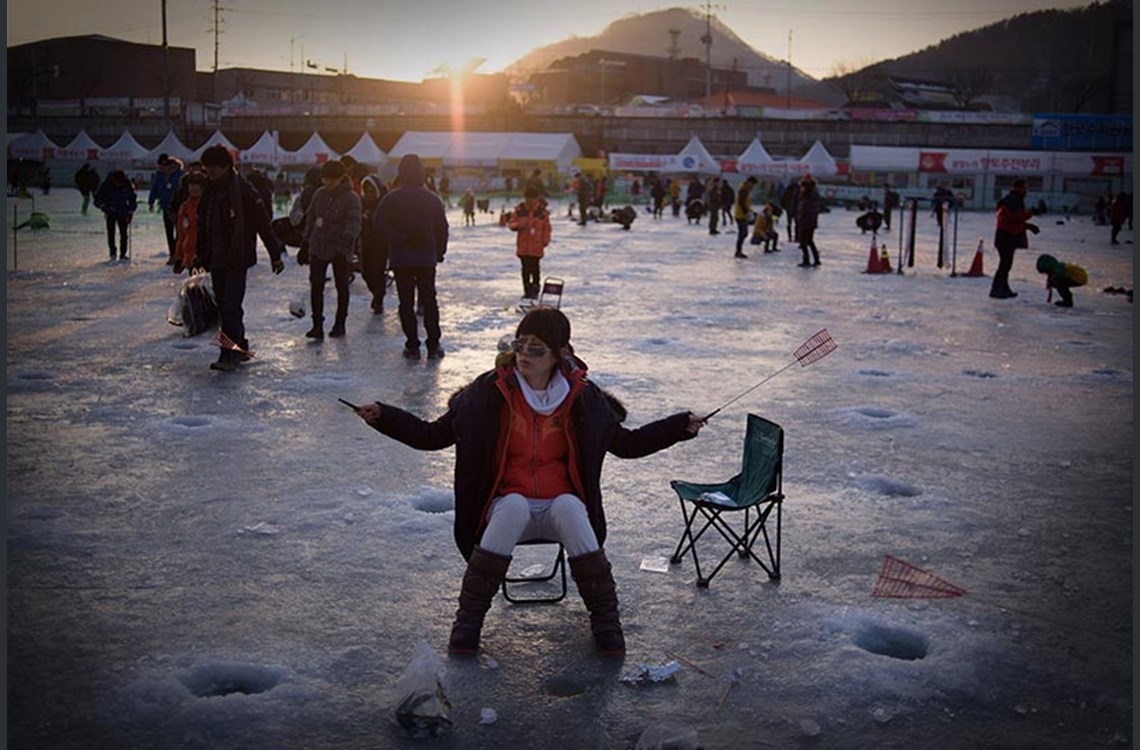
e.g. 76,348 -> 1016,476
56,153 -> 1131,371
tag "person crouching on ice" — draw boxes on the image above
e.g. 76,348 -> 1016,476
351,306 -> 705,657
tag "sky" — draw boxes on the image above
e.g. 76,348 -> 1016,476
7,0 -> 1093,82
6,185 -> 1132,748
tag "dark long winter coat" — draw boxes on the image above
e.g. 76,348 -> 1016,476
373,155 -> 448,269
196,170 -> 283,272
371,355 -> 696,560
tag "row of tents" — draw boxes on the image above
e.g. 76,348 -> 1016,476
10,127 -> 1122,181
8,127 -> 841,176
7,129 -> 375,169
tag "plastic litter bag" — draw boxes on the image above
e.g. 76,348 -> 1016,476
391,639 -> 452,738
166,272 -> 218,337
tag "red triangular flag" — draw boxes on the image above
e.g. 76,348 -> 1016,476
872,555 -> 966,598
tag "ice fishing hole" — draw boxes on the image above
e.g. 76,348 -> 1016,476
856,407 -> 895,419
853,623 -> 928,661
171,416 -> 212,428
17,372 -> 54,381
544,674 -> 590,698
179,663 -> 284,698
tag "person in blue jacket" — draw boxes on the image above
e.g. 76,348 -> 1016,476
93,170 -> 138,262
148,154 -> 184,264
373,154 -> 449,360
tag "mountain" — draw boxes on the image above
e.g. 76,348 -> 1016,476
798,0 -> 1133,113
504,7 -> 816,92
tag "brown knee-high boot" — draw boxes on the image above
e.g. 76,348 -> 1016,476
448,546 -> 512,655
569,549 -> 625,656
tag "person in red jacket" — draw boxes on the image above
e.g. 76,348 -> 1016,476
990,179 -> 1039,299
1109,191 -> 1128,245
508,184 -> 552,303
351,306 -> 705,657
172,172 -> 207,274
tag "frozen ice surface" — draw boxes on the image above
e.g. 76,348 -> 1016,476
6,189 -> 1133,749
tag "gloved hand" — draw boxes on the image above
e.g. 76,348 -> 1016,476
437,255 -> 445,264
271,256 -> 285,274
1026,223 -> 1040,235
172,258 -> 184,274
297,243 -> 309,265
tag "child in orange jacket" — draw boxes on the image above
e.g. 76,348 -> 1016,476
508,184 -> 552,302
172,171 -> 207,274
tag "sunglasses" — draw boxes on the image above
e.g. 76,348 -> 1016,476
510,338 -> 551,357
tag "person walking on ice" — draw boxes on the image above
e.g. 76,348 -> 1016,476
350,306 -> 705,656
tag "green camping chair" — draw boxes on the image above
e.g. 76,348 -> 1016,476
669,413 -> 784,587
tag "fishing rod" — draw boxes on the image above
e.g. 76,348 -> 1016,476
703,329 -> 836,420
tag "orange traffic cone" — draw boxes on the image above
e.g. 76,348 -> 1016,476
964,239 -> 985,277
865,238 -> 882,274
880,246 -> 892,273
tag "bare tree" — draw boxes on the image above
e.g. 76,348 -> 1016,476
948,67 -> 995,109
827,59 -> 883,106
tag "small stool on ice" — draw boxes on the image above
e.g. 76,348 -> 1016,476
538,277 -> 564,308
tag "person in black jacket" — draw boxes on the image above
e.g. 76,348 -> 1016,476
373,154 -> 449,359
350,306 -> 705,657
359,175 -> 390,313
196,145 -> 285,372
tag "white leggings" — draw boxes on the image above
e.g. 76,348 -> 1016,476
478,493 -> 600,558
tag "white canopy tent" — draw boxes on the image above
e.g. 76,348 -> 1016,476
192,130 -> 240,161
797,140 -> 840,177
342,132 -> 387,167
674,135 -> 721,174
280,132 -> 339,167
101,130 -> 150,163
146,130 -> 196,165
735,137 -> 782,176
608,135 -> 722,174
386,132 -> 581,173
241,130 -> 284,167
56,131 -> 106,163
9,129 -> 60,161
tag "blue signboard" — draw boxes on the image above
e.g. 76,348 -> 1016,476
1031,114 -> 1132,150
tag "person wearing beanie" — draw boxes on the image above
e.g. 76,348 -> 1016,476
990,179 -> 1040,299
1035,253 -> 1087,308
93,170 -> 138,262
507,184 -> 552,303
372,153 -> 450,359
796,175 -> 822,267
350,306 -> 706,657
196,144 -> 286,372
300,160 -> 362,339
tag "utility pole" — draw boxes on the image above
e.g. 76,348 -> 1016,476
701,1 -> 713,100
210,0 -> 223,73
161,0 -> 170,130
785,29 -> 793,109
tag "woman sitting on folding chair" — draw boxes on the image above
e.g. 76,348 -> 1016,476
352,306 -> 705,657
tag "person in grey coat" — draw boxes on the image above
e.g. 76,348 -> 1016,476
373,154 -> 449,359
302,160 -> 362,340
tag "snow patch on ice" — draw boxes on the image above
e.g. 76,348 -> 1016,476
406,487 -> 455,514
